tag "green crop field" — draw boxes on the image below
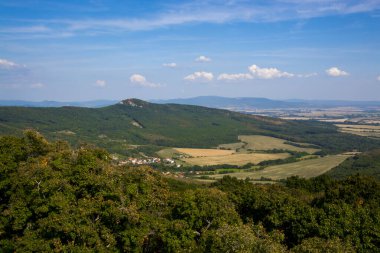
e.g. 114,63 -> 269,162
238,135 -> 320,154
207,155 -> 349,180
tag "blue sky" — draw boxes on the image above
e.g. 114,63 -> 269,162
0,0 -> 380,101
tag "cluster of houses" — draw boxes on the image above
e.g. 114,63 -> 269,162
117,157 -> 176,166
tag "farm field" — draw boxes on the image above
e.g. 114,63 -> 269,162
335,124 -> 380,138
157,135 -> 321,166
182,152 -> 289,166
208,155 -> 349,180
173,148 -> 235,157
237,135 -> 320,154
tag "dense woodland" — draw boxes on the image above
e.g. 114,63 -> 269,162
1,131 -> 379,252
1,100 -> 380,156
327,149 -> 380,180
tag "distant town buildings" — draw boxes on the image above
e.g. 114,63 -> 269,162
116,156 -> 178,166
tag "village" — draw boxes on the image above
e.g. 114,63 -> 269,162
112,156 -> 204,179
116,156 -> 175,166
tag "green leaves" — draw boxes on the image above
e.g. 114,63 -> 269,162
1,132 -> 380,252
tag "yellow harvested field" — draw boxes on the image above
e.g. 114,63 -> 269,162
335,124 -> 380,130
182,153 -> 289,166
238,135 -> 319,154
174,148 -> 235,157
209,155 -> 349,180
335,124 -> 380,138
319,118 -> 348,123
280,117 -> 310,121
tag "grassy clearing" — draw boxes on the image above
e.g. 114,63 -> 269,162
157,148 -> 181,158
182,153 -> 290,166
238,135 -> 320,154
174,148 -> 235,157
208,155 -> 349,180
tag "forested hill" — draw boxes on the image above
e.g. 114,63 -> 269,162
0,98 -> 380,154
326,150 -> 380,180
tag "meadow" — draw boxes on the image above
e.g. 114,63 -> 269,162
173,148 -> 235,157
157,135 -> 320,167
207,155 -> 349,180
237,135 -> 320,153
182,152 -> 290,166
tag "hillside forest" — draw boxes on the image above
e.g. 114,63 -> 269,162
1,131 -> 379,252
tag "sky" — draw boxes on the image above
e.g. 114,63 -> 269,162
0,0 -> 380,101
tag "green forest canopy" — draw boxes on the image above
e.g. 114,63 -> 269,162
1,131 -> 379,252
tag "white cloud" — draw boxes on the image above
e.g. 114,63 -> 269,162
130,74 -> 146,83
217,73 -> 253,81
184,71 -> 214,82
30,83 -> 44,89
0,25 -> 50,33
56,1 -> 380,32
3,1 -> 379,38
377,75 -> 380,81
130,74 -> 161,88
195,56 -> 211,62
326,67 -> 349,77
248,64 -> 294,79
0,59 -> 22,69
297,72 -> 318,78
163,62 -> 177,68
95,79 -> 106,87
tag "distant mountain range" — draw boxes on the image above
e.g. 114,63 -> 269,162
152,96 -> 380,110
1,96 -> 380,109
0,100 -> 117,108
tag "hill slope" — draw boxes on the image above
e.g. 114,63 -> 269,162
326,150 -> 380,179
0,99 -> 380,155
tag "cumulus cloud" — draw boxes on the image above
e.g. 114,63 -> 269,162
195,56 -> 211,62
130,74 -> 161,88
217,73 -> 253,81
184,71 -> 214,82
0,59 -> 23,69
326,67 -> 349,77
30,83 -> 44,89
163,62 -> 177,68
248,64 -> 294,79
95,79 -> 106,87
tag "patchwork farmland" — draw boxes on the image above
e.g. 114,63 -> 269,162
206,155 -> 350,181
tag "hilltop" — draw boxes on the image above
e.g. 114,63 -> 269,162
0,98 -> 380,155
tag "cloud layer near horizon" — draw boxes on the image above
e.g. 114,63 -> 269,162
184,72 -> 214,82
